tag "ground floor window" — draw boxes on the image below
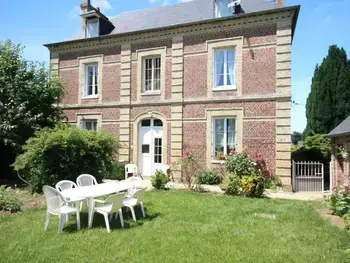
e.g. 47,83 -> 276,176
213,118 -> 237,159
81,119 -> 98,131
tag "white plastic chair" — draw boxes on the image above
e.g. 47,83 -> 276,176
55,180 -> 81,220
123,187 -> 147,222
43,186 -> 82,235
92,193 -> 125,233
125,164 -> 139,179
76,174 -> 98,187
55,180 -> 78,191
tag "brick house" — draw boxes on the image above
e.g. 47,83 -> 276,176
44,0 -> 299,186
329,116 -> 350,189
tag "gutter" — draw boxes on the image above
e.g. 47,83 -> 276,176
44,5 -> 300,48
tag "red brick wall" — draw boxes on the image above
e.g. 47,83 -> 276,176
64,108 -> 120,122
60,69 -> 79,105
183,122 -> 207,167
183,101 -> 275,119
103,64 -> 120,102
333,136 -> 350,188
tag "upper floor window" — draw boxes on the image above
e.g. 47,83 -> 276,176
81,119 -> 98,131
214,49 -> 235,89
86,19 -> 99,38
85,64 -> 98,97
213,118 -> 237,160
143,57 -> 161,93
215,0 -> 233,18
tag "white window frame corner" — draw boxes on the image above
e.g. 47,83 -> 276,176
77,113 -> 102,131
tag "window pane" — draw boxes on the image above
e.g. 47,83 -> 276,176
85,122 -> 92,130
86,20 -> 99,38
141,120 -> 151,127
142,145 -> 150,153
215,119 -> 224,133
153,119 -> 163,127
227,50 -> 235,62
215,50 -> 225,63
216,62 -> 225,75
93,121 -> 97,131
227,61 -> 235,86
216,74 -> 225,87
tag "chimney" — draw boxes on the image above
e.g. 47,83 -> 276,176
80,0 -> 94,34
275,0 -> 286,6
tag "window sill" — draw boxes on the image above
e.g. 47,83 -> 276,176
211,160 -> 225,164
82,96 -> 99,99
141,92 -> 161,96
212,87 -> 237,92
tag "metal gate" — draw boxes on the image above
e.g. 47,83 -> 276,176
292,161 -> 324,192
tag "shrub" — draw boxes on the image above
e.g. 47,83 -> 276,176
196,170 -> 220,185
176,151 -> 199,189
241,175 -> 265,198
105,161 -> 125,181
151,170 -> 169,189
225,153 -> 257,176
14,125 -> 118,193
222,174 -> 242,196
328,185 -> 350,216
0,186 -> 22,212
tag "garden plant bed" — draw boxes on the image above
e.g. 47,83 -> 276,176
1,191 -> 349,262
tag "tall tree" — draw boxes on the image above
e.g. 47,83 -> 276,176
304,45 -> 350,136
0,40 -> 63,180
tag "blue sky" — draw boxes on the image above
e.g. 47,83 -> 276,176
1,0 -> 350,132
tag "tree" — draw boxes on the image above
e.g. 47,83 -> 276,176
291,131 -> 302,145
304,45 -> 350,136
0,40 -> 63,180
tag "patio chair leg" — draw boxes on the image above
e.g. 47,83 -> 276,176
130,206 -> 137,222
140,202 -> 146,217
44,211 -> 51,231
115,211 -> 118,220
119,209 -> 124,228
80,202 -> 83,212
58,215 -> 65,235
103,213 -> 111,233
76,209 -> 81,231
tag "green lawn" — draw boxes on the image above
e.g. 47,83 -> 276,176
0,191 -> 349,263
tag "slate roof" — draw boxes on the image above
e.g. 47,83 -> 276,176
107,0 -> 283,36
328,116 -> 350,137
70,0 -> 284,40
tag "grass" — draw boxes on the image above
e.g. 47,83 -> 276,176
0,190 -> 349,263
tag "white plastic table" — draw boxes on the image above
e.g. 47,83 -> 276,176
61,179 -> 142,229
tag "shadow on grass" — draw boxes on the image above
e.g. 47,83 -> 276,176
63,206 -> 160,233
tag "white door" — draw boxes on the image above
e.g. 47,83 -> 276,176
139,119 -> 163,176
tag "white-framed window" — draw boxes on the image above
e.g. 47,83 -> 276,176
81,119 -> 98,131
86,19 -> 99,38
84,63 -> 98,97
143,57 -> 161,93
214,48 -> 236,89
212,118 -> 237,159
215,0 -> 233,18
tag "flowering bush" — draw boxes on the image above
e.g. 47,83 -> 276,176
151,170 -> 169,189
329,185 -> 350,216
221,174 -> 242,196
241,175 -> 265,197
224,152 -> 257,177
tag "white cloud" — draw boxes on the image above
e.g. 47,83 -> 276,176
178,0 -> 194,2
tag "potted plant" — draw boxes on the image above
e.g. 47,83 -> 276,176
216,150 -> 226,161
338,146 -> 349,159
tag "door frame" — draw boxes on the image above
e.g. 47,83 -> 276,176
132,112 -> 168,170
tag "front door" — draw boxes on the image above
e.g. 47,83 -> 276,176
139,119 -> 163,176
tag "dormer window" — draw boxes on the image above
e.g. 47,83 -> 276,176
215,0 -> 233,18
86,19 -> 99,38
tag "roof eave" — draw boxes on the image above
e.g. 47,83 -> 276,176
44,5 -> 300,48
328,132 -> 350,138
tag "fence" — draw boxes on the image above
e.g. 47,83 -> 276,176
292,161 -> 324,192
